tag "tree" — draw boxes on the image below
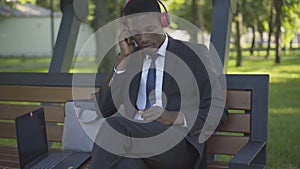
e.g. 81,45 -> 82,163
266,0 -> 275,58
165,0 -> 207,42
36,0 -> 60,11
274,0 -> 283,63
241,0 -> 272,57
281,0 -> 300,50
234,0 -> 244,67
243,0 -> 259,56
92,0 -> 124,72
270,0 -> 300,63
190,0 -> 204,42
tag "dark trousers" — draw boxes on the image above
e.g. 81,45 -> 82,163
89,114 -> 199,169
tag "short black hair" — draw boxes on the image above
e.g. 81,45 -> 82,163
123,0 -> 161,16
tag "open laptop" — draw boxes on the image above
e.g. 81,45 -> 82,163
15,108 -> 91,169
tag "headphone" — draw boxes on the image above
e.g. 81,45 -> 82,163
122,0 -> 170,27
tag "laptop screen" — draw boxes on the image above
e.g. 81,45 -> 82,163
15,108 -> 49,168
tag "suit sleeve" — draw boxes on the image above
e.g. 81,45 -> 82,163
95,70 -> 117,118
96,67 -> 127,118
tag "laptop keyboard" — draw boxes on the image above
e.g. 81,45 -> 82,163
31,152 -> 72,169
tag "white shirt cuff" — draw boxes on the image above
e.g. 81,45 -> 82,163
182,113 -> 188,127
113,66 -> 126,74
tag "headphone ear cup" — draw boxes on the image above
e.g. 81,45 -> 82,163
160,12 -> 170,27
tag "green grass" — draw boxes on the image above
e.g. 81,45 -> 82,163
227,50 -> 300,169
0,48 -> 300,168
0,57 -> 51,72
0,56 -> 98,73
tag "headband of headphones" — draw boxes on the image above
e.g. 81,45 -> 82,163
122,0 -> 169,27
122,0 -> 167,15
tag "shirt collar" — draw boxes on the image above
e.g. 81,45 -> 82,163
156,34 -> 168,57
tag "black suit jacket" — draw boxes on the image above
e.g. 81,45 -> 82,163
96,36 -> 228,168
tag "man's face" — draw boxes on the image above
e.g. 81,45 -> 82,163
126,13 -> 165,52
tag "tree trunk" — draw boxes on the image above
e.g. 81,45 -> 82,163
93,0 -> 123,72
298,33 -> 300,48
235,2 -> 243,67
274,0 -> 283,64
190,0 -> 204,42
289,39 -> 293,50
266,0 -> 274,59
258,29 -> 264,56
93,0 -> 110,63
258,30 -> 263,49
249,24 -> 256,56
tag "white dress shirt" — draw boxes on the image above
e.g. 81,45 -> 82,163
135,35 -> 187,127
135,35 -> 168,112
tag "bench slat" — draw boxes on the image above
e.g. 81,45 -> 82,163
0,104 -> 64,123
0,154 -> 18,163
0,122 -> 63,142
0,160 -> 19,168
0,147 -> 19,169
47,125 -> 64,142
0,147 -> 18,156
226,90 -> 251,110
0,85 -> 96,102
216,114 -> 250,133
206,135 -> 249,155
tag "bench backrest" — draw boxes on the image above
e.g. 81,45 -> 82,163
0,73 -> 105,146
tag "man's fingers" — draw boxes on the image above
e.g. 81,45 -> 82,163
141,106 -> 164,121
141,109 -> 158,119
119,28 -> 131,42
119,40 -> 135,57
140,106 -> 161,116
144,113 -> 161,122
142,111 -> 161,120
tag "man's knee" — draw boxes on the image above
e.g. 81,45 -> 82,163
102,115 -> 131,135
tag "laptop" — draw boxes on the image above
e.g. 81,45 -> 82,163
15,108 -> 91,169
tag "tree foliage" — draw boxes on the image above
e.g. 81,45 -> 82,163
2,0 -> 299,66
165,0 -> 213,32
281,0 -> 300,47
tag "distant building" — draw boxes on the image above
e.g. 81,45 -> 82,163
0,2 -> 95,57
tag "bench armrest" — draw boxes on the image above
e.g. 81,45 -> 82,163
229,140 -> 266,169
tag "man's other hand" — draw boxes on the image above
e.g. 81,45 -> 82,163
139,106 -> 184,126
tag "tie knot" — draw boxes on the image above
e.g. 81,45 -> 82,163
149,54 -> 160,67
148,53 -> 159,61
152,53 -> 160,59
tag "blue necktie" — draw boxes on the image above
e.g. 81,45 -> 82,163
145,54 -> 159,109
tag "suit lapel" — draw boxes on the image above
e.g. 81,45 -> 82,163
127,53 -> 144,112
163,36 -> 178,92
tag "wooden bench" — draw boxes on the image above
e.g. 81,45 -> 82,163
0,73 -> 268,169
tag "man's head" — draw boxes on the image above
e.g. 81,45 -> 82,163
123,0 -> 161,16
122,0 -> 166,51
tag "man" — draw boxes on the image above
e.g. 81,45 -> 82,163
90,0 -> 228,168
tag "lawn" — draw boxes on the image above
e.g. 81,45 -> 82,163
0,49 -> 299,169
227,49 -> 300,169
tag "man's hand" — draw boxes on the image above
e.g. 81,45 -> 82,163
139,106 -> 185,126
116,27 -> 136,70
